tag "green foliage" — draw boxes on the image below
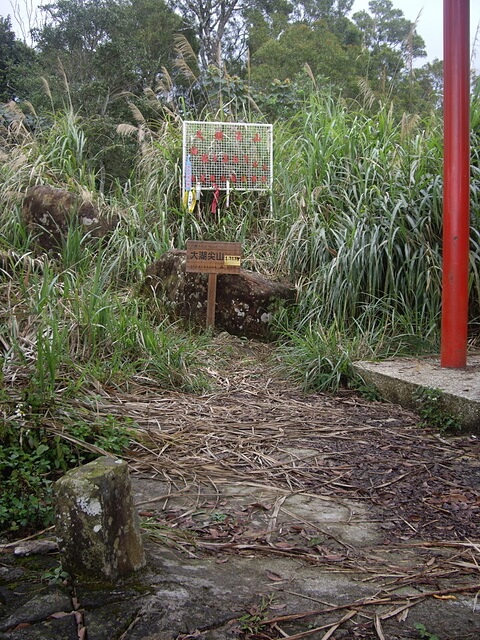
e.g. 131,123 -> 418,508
1,70 -> 480,535
0,17 -> 38,102
0,17 -> 20,102
41,563 -> 70,585
237,595 -> 274,635
0,432 -> 55,534
276,92 -> 446,334
16,0 -> 186,185
251,21 -> 361,98
1,0 -> 448,195
414,622 -> 440,640
244,0 -> 293,56
0,118 -> 209,537
352,0 -> 426,63
413,388 -> 461,435
274,321 -> 356,392
33,109 -> 94,187
0,405 -> 133,537
265,89 -> 479,393
33,0 -> 183,112
211,512 -> 228,523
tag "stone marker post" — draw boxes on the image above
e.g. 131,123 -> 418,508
55,456 -> 145,582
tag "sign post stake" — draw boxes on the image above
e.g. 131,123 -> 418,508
185,240 -> 242,331
206,273 -> 218,328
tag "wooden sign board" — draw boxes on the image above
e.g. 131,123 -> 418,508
186,240 -> 242,274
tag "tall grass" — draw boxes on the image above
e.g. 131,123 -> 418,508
1,87 -> 480,399
273,94 -> 445,352
263,90 -> 480,388
0,106 -> 209,403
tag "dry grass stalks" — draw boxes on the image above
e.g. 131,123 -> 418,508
44,337 -> 479,586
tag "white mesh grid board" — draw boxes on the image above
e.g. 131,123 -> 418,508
182,121 -> 273,193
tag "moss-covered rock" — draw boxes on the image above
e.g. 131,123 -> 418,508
142,249 -> 295,340
54,457 -> 145,583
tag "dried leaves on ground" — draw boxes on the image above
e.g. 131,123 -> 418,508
72,336 -> 480,544
45,335 -> 480,638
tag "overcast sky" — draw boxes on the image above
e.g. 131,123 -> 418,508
1,0 -> 479,70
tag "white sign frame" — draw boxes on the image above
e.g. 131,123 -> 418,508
182,121 -> 273,198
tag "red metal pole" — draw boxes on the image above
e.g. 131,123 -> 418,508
441,0 -> 470,368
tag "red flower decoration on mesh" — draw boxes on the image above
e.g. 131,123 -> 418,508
253,133 -> 261,142
196,130 -> 204,139
190,146 -> 199,156
222,154 -> 229,163
201,153 -> 209,163
214,131 -> 224,140
252,160 -> 259,168
235,131 -> 243,141
232,155 -> 239,163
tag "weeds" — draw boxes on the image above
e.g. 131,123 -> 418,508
0,403 -> 135,537
414,622 -> 440,640
237,594 -> 275,635
274,323 -> 355,392
41,563 -> 70,585
276,95 -> 445,339
414,387 -> 462,434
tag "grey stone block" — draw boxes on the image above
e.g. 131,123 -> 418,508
55,457 -> 145,582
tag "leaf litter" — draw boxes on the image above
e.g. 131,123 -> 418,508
49,335 -> 480,638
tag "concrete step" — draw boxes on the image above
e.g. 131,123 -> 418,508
353,354 -> 480,433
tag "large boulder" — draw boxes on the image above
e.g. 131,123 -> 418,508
142,249 -> 295,340
22,184 -> 116,253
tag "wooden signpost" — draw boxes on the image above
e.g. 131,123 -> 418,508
186,240 -> 242,328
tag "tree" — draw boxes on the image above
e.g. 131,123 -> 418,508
169,0 -> 360,81
117,0 -> 188,89
0,16 -> 36,102
251,20 -> 361,96
352,0 -> 427,108
243,0 -> 293,57
352,0 -> 426,67
0,17 -> 18,102
169,0 -> 244,71
411,59 -> 443,112
34,0 -> 184,114
28,0 -> 187,186
292,0 -> 354,22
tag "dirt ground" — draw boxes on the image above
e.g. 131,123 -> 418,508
117,334 -> 480,639
2,334 -> 479,639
